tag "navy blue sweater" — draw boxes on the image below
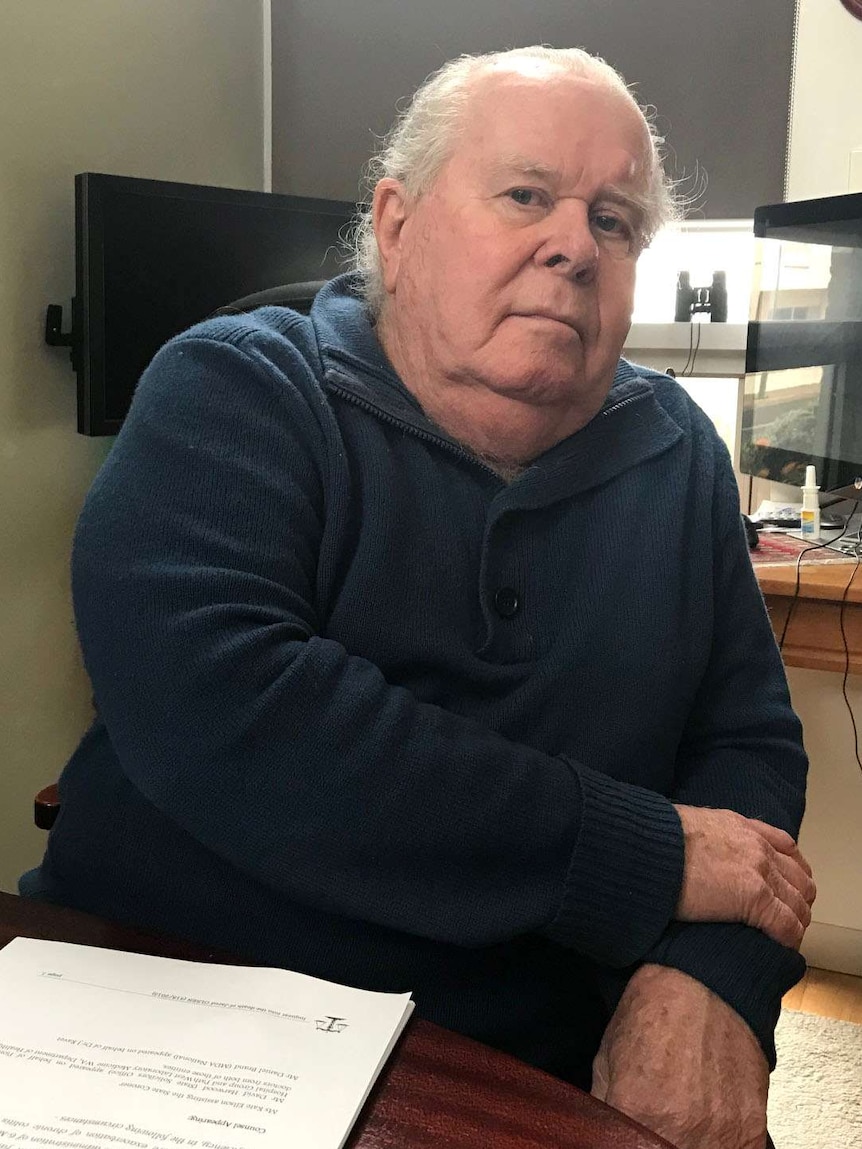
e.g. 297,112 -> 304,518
26,276 -> 807,1079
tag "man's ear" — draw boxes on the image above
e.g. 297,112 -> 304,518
372,178 -> 411,294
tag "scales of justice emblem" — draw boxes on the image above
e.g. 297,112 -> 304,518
316,1015 -> 349,1033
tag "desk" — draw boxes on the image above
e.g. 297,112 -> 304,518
0,892 -> 673,1149
752,535 -> 862,674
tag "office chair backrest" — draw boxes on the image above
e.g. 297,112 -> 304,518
35,280 -> 331,833
211,280 -> 329,318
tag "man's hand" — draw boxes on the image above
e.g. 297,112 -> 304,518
592,964 -> 770,1149
674,805 -> 816,949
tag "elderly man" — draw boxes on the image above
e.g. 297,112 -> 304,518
25,47 -> 814,1149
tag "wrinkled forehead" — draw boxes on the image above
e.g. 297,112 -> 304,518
448,70 -> 651,187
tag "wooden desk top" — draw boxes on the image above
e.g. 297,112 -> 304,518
0,892 -> 673,1149
750,534 -> 862,673
751,533 -> 862,601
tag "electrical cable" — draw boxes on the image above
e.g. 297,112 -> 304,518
838,556 -> 862,776
680,321 -> 696,376
774,516 -> 862,774
681,320 -> 702,377
776,527 -> 850,651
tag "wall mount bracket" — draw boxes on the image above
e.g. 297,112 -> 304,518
44,302 -> 80,371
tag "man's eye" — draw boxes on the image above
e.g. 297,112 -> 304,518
591,213 -> 627,235
590,212 -> 639,254
508,188 -> 543,207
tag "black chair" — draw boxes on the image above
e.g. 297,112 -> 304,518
34,784 -> 61,830
210,279 -> 329,318
35,281 -> 331,833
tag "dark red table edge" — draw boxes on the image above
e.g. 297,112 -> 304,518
0,891 -> 674,1148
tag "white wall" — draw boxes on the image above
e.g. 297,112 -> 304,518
0,0 -> 266,893
783,0 -> 862,975
786,0 -> 862,200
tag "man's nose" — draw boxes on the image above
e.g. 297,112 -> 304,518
537,203 -> 599,284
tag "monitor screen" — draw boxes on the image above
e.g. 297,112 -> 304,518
740,191 -> 862,491
74,173 -> 357,435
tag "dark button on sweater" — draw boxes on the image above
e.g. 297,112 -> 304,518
493,587 -> 520,618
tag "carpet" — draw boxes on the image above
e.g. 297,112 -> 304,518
768,1008 -> 862,1148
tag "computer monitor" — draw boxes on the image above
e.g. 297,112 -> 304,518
740,191 -> 862,492
58,173 -> 356,435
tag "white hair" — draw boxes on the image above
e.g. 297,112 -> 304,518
348,45 -> 680,317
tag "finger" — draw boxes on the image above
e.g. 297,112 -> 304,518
746,882 -> 806,949
746,818 -> 799,856
756,899 -> 805,949
766,867 -> 813,932
773,850 -> 817,908
795,849 -> 814,879
747,819 -> 814,878
591,1058 -> 609,1102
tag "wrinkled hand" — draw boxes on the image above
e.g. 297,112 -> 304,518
674,805 -> 816,949
592,964 -> 769,1149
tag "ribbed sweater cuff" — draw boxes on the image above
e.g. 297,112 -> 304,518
544,760 -> 684,967
643,922 -> 806,1069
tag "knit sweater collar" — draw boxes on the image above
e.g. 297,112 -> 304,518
310,274 -> 685,496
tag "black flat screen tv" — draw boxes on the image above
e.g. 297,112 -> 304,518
67,173 -> 356,435
740,191 -> 862,492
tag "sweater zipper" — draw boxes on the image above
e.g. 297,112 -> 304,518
601,389 -> 650,418
326,378 -> 504,480
328,375 -> 651,466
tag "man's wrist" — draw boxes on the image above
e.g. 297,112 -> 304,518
620,963 -> 767,1065
642,922 -> 805,1068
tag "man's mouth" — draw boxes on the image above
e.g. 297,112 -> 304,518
513,312 -> 582,334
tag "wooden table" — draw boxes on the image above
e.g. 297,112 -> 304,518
0,891 -> 673,1148
751,534 -> 862,673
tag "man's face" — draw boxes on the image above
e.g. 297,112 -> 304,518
375,72 -> 651,433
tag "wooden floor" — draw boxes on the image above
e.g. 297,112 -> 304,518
782,966 -> 862,1024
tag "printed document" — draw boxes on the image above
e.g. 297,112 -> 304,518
0,937 -> 413,1149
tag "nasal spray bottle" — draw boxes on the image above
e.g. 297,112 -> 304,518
800,465 -> 821,540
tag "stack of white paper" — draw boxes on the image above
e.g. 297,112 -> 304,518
0,937 -> 413,1149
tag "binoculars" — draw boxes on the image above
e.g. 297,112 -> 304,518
675,270 -> 728,322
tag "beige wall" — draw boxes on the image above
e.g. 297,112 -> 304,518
784,0 -> 862,974
0,0 -> 265,892
790,669 -> 862,974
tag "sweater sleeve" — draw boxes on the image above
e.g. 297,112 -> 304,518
598,426 -> 808,1068
71,328 -> 683,967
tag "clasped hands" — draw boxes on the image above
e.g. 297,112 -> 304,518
592,805 -> 816,1149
